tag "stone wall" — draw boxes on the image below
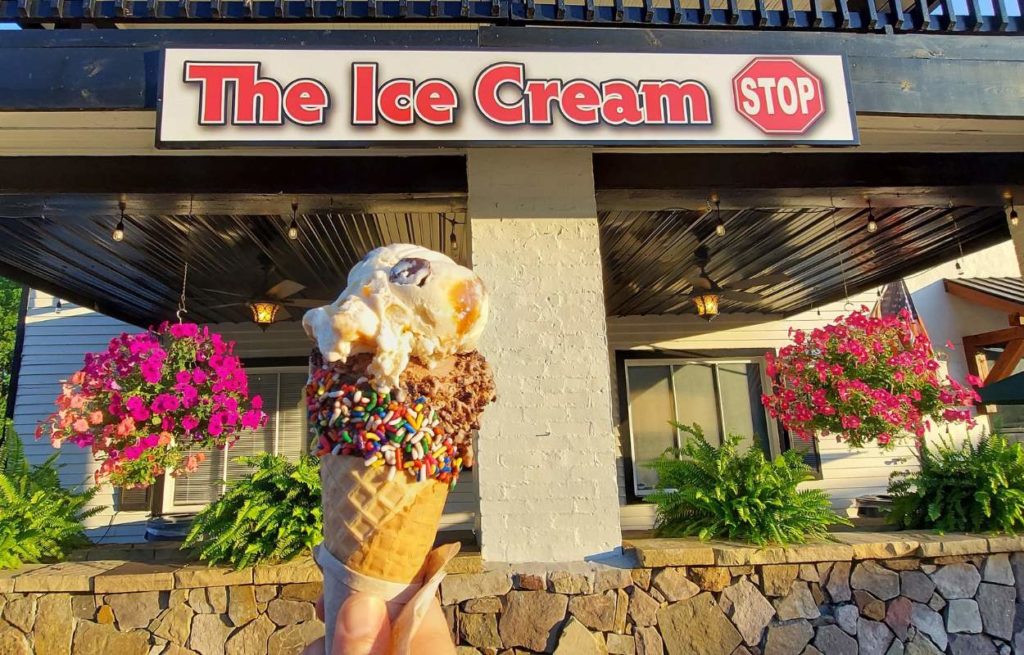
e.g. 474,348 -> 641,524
439,534 -> 1024,655
3,533 -> 1024,654
0,558 -> 325,655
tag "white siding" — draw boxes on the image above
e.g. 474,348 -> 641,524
611,240 -> 1022,531
13,291 -> 478,543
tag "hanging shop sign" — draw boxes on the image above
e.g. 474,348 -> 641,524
157,49 -> 857,147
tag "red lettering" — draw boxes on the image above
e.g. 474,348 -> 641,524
352,63 -> 378,125
284,80 -> 329,125
523,80 -> 561,125
378,79 -> 415,125
184,63 -> 255,125
600,81 -> 644,125
414,80 -> 458,125
559,80 -> 601,125
183,61 -> 329,127
474,63 -> 526,125
640,81 -> 711,124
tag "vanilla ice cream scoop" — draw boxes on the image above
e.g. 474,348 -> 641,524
302,244 -> 489,391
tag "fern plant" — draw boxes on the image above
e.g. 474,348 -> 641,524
646,423 -> 850,545
183,453 -> 322,569
0,426 -> 102,569
888,434 -> 1024,533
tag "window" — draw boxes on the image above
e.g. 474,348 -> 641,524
623,357 -> 775,496
161,368 -> 308,512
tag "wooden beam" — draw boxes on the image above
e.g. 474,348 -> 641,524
963,342 -> 994,414
987,338 -> 1024,384
945,280 -> 1024,317
962,326 -> 1024,348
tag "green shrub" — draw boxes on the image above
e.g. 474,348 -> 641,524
0,427 -> 101,569
183,453 -> 322,569
888,434 -> 1024,533
646,423 -> 850,545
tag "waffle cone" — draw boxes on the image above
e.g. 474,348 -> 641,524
321,453 -> 449,584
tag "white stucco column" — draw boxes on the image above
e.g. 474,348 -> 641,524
467,148 -> 622,563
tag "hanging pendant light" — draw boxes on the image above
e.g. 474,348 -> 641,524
249,301 -> 282,331
1009,197 -> 1019,227
693,292 -> 720,321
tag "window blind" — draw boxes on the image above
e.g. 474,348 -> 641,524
172,370 -> 308,508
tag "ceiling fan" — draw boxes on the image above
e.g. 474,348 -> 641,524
686,245 -> 791,320
202,254 -> 331,329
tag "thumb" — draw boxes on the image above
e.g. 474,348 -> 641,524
333,592 -> 392,655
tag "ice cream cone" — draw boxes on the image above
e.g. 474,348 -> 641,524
320,452 -> 449,584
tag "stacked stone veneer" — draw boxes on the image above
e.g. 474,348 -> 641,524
3,534 -> 1024,654
439,536 -> 1024,655
0,558 -> 325,655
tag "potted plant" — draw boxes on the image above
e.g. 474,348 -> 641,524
37,322 -> 268,488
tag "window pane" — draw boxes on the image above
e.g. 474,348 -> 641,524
671,363 -> 721,446
278,372 -> 310,460
718,363 -> 770,453
626,365 -> 676,492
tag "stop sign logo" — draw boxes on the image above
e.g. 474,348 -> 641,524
733,57 -> 825,135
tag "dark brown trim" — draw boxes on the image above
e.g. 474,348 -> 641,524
945,279 -> 1024,316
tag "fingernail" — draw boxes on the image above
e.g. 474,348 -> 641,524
341,594 -> 387,640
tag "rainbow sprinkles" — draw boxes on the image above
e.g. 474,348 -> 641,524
307,364 -> 468,489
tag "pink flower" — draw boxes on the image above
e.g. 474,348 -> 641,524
192,369 -> 207,385
73,418 -> 90,433
170,323 -> 199,339
181,415 -> 199,432
125,396 -> 151,422
151,393 -> 180,414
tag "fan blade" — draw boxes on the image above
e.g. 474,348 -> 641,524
205,302 -> 247,310
198,288 -> 249,298
284,298 -> 333,308
276,307 -> 293,322
266,279 -> 306,300
686,274 -> 713,290
727,273 -> 791,289
719,290 -> 764,303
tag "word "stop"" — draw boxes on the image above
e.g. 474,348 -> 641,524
732,57 -> 826,135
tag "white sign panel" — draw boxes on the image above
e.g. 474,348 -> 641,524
157,48 -> 857,147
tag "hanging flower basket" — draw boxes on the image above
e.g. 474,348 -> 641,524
761,307 -> 981,449
37,323 -> 268,487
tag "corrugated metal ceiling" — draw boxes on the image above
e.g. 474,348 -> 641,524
0,211 -> 467,326
601,205 -> 1011,316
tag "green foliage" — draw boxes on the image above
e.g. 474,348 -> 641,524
646,423 -> 850,545
183,453 -> 323,570
0,278 -> 22,420
0,425 -> 102,569
888,434 -> 1024,533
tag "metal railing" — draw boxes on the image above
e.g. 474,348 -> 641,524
2,0 -> 1022,36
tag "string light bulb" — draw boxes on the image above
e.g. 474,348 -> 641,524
710,193 -> 725,237
866,200 -> 878,233
287,202 -> 300,240
112,200 -> 126,242
1009,197 -> 1019,227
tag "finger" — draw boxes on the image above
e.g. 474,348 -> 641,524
409,598 -> 457,655
315,595 -> 325,622
300,637 -> 325,655
334,592 -> 392,655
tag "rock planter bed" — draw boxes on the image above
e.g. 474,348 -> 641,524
1,532 -> 1024,654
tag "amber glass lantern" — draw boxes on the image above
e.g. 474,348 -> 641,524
693,292 -> 720,321
249,301 -> 282,331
